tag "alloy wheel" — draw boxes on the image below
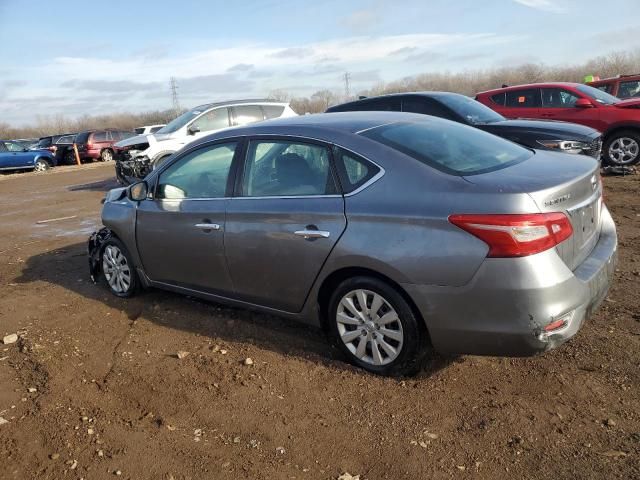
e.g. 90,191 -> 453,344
102,150 -> 113,162
336,289 -> 403,366
34,160 -> 47,172
102,245 -> 131,294
608,137 -> 639,165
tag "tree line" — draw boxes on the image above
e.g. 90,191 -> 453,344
2,49 -> 638,140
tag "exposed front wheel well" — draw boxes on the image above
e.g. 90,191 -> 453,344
316,266 -> 429,338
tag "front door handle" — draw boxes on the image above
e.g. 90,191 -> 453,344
195,223 -> 221,231
294,229 -> 330,239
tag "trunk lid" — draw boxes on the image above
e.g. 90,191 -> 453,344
463,151 -> 602,271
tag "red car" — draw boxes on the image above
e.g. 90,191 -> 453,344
588,74 -> 640,100
476,82 -> 640,166
74,129 -> 135,162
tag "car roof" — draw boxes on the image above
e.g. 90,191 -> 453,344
191,99 -> 287,111
329,91 -> 467,108
238,111 -> 434,134
477,82 -> 583,95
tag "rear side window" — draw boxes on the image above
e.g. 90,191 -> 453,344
75,132 -> 90,144
57,135 -> 75,144
135,127 -> 145,134
402,97 -> 454,120
333,147 -> 380,193
192,108 -> 230,132
490,92 -> 506,106
505,89 -> 539,108
232,105 -> 265,126
37,137 -> 52,148
360,120 -> 532,176
262,105 -> 285,119
0,142 -> 7,152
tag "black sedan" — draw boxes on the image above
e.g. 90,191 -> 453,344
326,92 -> 602,159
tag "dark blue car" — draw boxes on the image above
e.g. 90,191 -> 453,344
0,140 -> 55,172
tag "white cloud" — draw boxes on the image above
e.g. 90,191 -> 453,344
1,32 -> 519,125
513,0 -> 567,12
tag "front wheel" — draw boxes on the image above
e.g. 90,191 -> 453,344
603,130 -> 640,166
101,238 -> 138,298
34,159 -> 50,172
328,276 -> 427,376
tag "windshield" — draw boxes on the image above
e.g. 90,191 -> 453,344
360,119 -> 532,176
155,108 -> 204,134
575,84 -> 620,105
438,94 -> 505,124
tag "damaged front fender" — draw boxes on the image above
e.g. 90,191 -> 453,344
87,228 -> 113,283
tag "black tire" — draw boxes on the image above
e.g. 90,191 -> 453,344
34,158 -> 50,172
603,130 -> 640,166
100,149 -> 114,162
327,276 -> 427,376
100,237 -> 138,298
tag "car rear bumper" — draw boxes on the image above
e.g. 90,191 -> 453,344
403,205 -> 617,357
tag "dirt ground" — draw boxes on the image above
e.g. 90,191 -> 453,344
0,163 -> 638,480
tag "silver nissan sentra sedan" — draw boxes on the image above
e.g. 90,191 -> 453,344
89,112 -> 617,376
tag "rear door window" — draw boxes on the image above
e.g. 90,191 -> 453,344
75,132 -> 90,144
241,140 -> 337,197
505,89 -> 540,108
93,132 -> 108,142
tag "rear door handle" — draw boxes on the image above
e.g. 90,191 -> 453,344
195,223 -> 221,231
294,229 -> 330,239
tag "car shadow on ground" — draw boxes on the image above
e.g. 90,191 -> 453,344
16,241 -> 455,378
67,178 -> 120,192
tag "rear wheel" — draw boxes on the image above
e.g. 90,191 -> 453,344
100,149 -> 114,162
34,159 -> 50,172
101,238 -> 138,298
328,276 -> 426,376
603,130 -> 640,166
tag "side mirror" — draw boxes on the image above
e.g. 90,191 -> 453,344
575,98 -> 594,108
187,124 -> 201,135
127,181 -> 148,201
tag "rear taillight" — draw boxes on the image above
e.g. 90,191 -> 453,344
449,213 -> 573,258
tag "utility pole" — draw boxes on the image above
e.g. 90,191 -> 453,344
343,72 -> 351,101
170,77 -> 180,115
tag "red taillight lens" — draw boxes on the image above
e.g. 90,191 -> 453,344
449,213 -> 573,258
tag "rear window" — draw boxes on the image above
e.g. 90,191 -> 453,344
360,120 -> 532,176
75,132 -> 91,144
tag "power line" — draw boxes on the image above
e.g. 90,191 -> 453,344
170,77 -> 180,114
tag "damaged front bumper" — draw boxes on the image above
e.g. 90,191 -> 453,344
88,227 -> 113,283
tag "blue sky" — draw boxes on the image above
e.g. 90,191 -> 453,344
0,0 -> 638,125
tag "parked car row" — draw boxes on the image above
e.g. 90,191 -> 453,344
112,100 -> 297,184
